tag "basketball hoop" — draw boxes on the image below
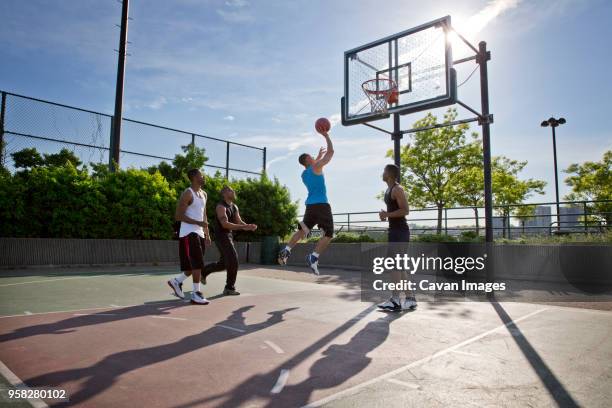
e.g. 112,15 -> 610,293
362,78 -> 398,114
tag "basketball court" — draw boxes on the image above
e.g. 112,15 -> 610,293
1,265 -> 610,407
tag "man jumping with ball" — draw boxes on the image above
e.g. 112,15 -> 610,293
278,118 -> 334,275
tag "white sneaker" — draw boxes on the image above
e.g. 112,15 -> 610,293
167,278 -> 184,299
377,297 -> 402,312
403,297 -> 418,310
191,291 -> 210,305
306,254 -> 320,275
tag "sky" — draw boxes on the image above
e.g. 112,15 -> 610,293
1,0 -> 611,217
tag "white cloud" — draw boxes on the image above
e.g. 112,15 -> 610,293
455,0 -> 522,39
223,115 -> 235,121
146,96 -> 168,110
217,0 -> 253,23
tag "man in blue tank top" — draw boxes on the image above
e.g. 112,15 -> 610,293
277,128 -> 335,274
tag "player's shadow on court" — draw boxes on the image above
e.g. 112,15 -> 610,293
0,300 -> 188,343
178,310 -> 403,408
22,305 -> 296,406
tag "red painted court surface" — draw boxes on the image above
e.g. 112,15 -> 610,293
1,265 -> 611,407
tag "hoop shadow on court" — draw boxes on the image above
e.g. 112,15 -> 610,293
19,305 -> 297,406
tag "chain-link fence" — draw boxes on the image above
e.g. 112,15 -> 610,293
0,91 -> 266,178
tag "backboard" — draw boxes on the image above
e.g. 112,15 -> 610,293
342,16 -> 456,126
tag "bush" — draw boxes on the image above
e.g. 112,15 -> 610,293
458,230 -> 485,242
306,232 -> 375,243
415,233 -> 457,243
0,147 -> 297,241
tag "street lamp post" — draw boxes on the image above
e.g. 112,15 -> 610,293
540,117 -> 566,233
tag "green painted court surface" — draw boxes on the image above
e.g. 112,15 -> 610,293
1,265 -> 611,407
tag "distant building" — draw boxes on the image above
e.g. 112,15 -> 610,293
560,205 -> 582,231
524,205 -> 552,235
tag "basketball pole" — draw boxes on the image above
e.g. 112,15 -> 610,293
392,113 -> 402,181
478,41 -> 494,244
110,0 -> 130,171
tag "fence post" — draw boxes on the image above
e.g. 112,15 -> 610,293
262,147 -> 267,176
444,208 -> 448,235
0,92 -> 5,167
347,213 -> 351,232
583,201 -> 588,234
191,133 -> 195,148
225,141 -> 230,179
109,116 -> 116,171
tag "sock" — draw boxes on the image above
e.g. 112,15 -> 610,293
175,272 -> 188,283
193,282 -> 201,292
284,245 -> 292,252
312,251 -> 320,258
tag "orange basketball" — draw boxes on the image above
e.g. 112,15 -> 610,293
315,117 -> 331,133
387,89 -> 399,104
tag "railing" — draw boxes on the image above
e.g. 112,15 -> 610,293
302,200 -> 612,238
0,90 -> 266,178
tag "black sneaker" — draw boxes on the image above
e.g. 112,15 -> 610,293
223,288 -> 241,296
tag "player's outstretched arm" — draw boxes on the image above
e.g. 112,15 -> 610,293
314,132 -> 334,170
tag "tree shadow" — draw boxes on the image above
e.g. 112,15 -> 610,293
22,306 -> 297,406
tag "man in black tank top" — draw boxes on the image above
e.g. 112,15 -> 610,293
202,186 -> 257,295
377,164 -> 417,311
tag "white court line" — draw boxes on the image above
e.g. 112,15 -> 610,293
109,304 -> 120,308
264,340 -> 285,354
270,369 -> 290,394
0,274 -> 135,287
302,308 -> 548,408
73,313 -> 117,316
0,304 -> 144,319
450,349 -> 480,357
0,360 -> 48,408
216,324 -> 245,333
23,311 -> 32,315
386,378 -> 420,390
150,316 -> 187,321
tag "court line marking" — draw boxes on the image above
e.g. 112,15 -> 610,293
0,360 -> 48,408
302,307 -> 548,408
150,316 -> 187,321
216,324 -> 245,333
450,349 -> 480,357
0,273 -> 139,287
109,304 -> 120,308
0,304 -> 142,319
264,340 -> 284,354
270,369 -> 290,394
386,378 -> 420,390
23,311 -> 32,315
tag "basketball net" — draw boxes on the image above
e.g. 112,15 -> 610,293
362,78 -> 398,114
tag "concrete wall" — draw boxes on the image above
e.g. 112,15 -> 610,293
0,238 -> 251,268
286,242 -> 612,284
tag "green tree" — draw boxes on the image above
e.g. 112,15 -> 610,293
564,150 -> 611,226
388,109 -> 479,233
43,148 -> 82,168
147,144 -> 209,188
454,141 -> 485,234
11,148 -> 44,169
492,157 -> 546,237
514,204 -> 536,235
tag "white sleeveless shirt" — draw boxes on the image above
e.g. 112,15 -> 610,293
179,187 -> 206,238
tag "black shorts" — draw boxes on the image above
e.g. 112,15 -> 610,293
300,203 -> 334,238
179,233 -> 206,271
388,226 -> 410,243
